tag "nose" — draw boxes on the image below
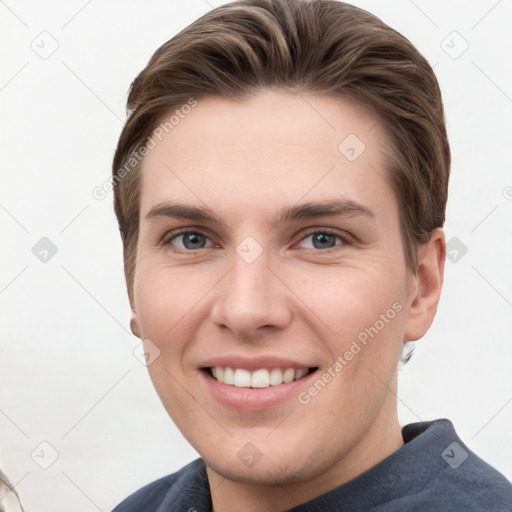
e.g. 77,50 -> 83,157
209,248 -> 292,339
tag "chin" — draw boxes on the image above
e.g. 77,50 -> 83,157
205,447 -> 330,487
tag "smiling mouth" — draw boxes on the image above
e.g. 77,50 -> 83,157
203,366 -> 318,389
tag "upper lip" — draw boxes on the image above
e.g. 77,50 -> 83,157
200,355 -> 316,372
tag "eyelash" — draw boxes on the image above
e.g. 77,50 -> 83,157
161,228 -> 354,254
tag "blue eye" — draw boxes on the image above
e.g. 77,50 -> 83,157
298,230 -> 349,250
163,228 -> 351,254
167,231 -> 213,251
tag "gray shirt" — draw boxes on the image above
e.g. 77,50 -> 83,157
112,418 -> 512,511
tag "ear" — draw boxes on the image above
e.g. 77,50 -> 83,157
403,228 -> 446,342
129,293 -> 142,339
130,311 -> 142,339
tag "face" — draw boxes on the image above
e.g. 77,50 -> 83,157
130,90 -> 439,492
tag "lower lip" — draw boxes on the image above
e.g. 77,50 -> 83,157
200,369 -> 318,411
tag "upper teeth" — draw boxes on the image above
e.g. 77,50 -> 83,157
211,367 -> 309,388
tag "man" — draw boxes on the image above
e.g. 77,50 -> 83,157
111,0 -> 512,510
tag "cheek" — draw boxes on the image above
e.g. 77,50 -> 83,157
133,268 -> 203,415
295,266 -> 407,395
297,266 -> 405,341
133,264 -> 203,347
301,270 -> 405,421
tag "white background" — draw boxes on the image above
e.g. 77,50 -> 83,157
1,0 -> 511,510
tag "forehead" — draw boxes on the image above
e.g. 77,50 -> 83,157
139,90 -> 396,223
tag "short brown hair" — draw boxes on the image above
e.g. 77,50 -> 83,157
112,0 -> 450,302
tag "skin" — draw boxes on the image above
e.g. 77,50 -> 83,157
129,90 -> 446,512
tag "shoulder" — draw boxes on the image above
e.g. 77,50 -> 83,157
433,448 -> 512,510
406,419 -> 512,511
112,458 -> 205,512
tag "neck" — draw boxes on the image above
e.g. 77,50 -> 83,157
207,395 -> 404,512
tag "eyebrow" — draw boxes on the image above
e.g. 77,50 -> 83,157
144,199 -> 375,226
